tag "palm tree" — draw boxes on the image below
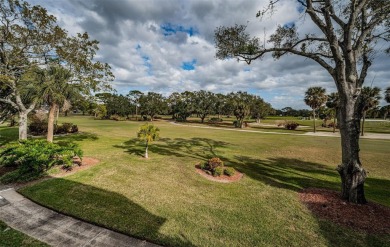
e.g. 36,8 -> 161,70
40,65 -> 76,142
137,124 -> 160,158
385,87 -> 390,104
326,92 -> 339,133
304,87 -> 327,133
359,87 -> 381,136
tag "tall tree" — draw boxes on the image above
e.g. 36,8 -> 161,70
168,91 -> 195,122
380,105 -> 390,120
214,1 -> 390,203
137,123 -> 160,159
385,87 -> 390,103
40,65 -> 76,142
193,90 -> 215,123
359,87 -> 381,136
227,91 -> 254,128
0,0 -> 60,139
0,0 -> 113,140
139,92 -> 166,121
214,93 -> 227,119
251,96 -> 273,123
127,90 -> 144,120
304,87 -> 327,133
326,92 -> 340,133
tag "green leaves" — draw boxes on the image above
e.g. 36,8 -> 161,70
0,139 -> 83,182
137,124 -> 160,144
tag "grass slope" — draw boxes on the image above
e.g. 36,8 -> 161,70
2,116 -> 388,246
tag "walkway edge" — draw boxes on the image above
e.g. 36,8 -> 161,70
0,188 -> 161,247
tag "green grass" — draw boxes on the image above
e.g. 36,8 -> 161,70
0,220 -> 48,247
2,116 -> 389,246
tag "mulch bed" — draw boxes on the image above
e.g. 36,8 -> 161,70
195,165 -> 243,183
0,166 -> 17,177
52,157 -> 100,177
299,188 -> 390,235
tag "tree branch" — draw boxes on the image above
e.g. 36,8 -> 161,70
242,47 -> 335,76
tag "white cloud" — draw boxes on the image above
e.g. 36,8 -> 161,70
29,0 -> 390,109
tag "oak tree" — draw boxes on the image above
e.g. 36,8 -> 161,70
215,0 -> 390,203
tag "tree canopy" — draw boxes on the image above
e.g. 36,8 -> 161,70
215,0 -> 390,204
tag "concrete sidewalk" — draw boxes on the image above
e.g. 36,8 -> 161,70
0,188 -> 160,247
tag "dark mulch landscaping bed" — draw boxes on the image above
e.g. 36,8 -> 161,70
299,188 -> 390,235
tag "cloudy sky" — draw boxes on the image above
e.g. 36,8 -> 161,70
30,0 -> 389,109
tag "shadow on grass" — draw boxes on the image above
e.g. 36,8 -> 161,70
230,156 -> 339,191
55,132 -> 99,142
114,137 -> 230,161
0,126 -> 18,146
20,178 -> 195,247
316,218 -> 390,247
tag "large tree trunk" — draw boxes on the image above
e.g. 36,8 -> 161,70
18,111 -> 29,140
47,103 -> 58,143
337,95 -> 367,204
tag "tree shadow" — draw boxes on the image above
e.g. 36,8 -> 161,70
19,178 -> 195,247
114,137 -> 230,161
55,132 -> 99,142
0,126 -> 18,146
228,156 -> 339,191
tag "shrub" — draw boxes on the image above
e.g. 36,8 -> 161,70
0,139 -> 83,182
206,157 -> 224,170
209,118 -> 223,123
110,114 -> 127,121
199,157 -> 226,177
327,122 -> 339,128
224,167 -> 236,177
284,121 -> 299,130
199,162 -> 207,170
29,122 -> 79,136
213,167 -> 224,177
28,122 -> 48,135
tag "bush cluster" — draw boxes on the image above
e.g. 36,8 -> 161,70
322,122 -> 339,128
0,139 -> 83,183
284,121 -> 299,130
28,122 -> 78,136
200,157 -> 235,177
109,114 -> 127,121
209,118 -> 223,123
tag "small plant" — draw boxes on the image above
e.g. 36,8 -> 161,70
213,166 -> 224,177
199,162 -> 207,170
200,157 -> 227,177
206,157 -> 224,170
137,124 -> 160,158
224,167 -> 236,177
0,139 -> 83,183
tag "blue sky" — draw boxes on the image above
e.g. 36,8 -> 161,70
30,0 -> 390,109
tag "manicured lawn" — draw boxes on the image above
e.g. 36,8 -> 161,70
0,220 -> 48,247
2,116 -> 389,246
